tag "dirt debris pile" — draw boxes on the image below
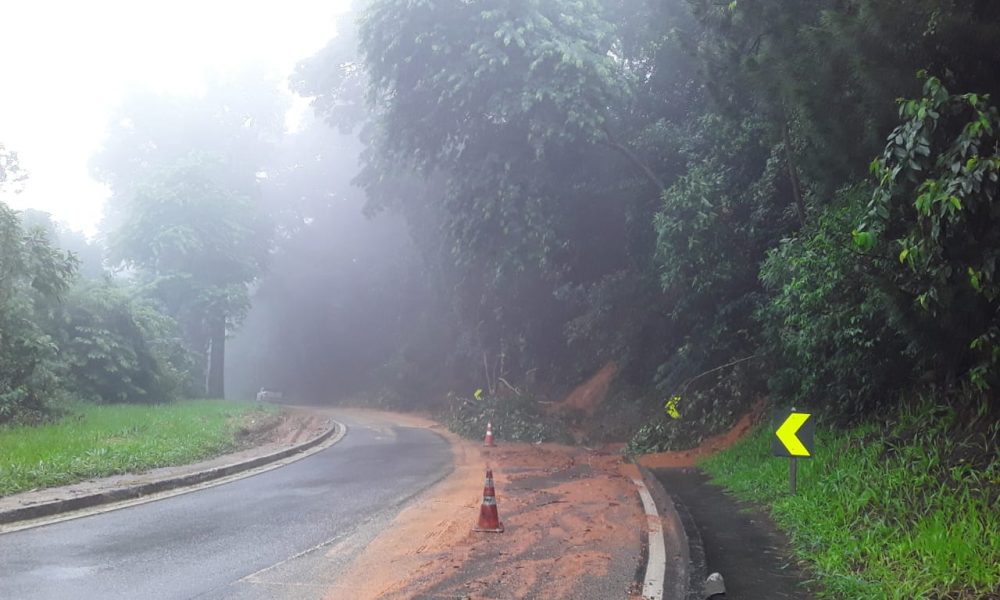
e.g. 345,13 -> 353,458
324,425 -> 643,600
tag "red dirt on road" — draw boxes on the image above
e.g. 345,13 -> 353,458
323,410 -> 643,600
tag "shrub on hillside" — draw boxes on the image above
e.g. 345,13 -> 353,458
442,392 -> 571,444
627,363 -> 758,453
758,187 -> 912,418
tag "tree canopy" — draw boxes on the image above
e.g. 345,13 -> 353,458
94,79 -> 279,398
287,0 -> 1000,439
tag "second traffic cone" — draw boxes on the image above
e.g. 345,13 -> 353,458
484,421 -> 495,447
473,467 -> 504,533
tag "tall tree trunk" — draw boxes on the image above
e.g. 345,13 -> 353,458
206,313 -> 226,398
782,121 -> 807,228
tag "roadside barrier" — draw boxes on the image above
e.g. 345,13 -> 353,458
472,467 -> 504,533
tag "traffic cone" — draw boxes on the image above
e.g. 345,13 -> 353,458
473,467 -> 504,533
483,421 -> 495,447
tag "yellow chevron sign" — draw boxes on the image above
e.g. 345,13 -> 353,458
772,410 -> 814,458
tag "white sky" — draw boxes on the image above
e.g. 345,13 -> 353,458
0,0 -> 351,235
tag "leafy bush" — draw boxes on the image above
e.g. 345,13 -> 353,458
858,74 -> 1000,391
652,115 -> 791,388
441,393 -> 571,444
0,202 -> 77,424
758,187 -> 911,417
57,281 -> 193,404
626,363 -> 759,453
0,199 -> 198,423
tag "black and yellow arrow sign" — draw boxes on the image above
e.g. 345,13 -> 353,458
772,410 -> 814,458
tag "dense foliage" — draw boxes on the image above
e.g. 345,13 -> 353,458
443,392 -> 572,444
0,202 -> 77,423
94,76 -> 280,398
290,0 -> 1000,442
6,1 -> 1000,449
0,201 -> 193,423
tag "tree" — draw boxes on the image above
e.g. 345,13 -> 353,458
18,209 -> 105,278
0,143 -> 27,191
296,0 -> 708,388
0,199 -> 77,423
57,280 -> 189,404
288,0 -> 1000,444
95,79 -> 282,398
108,154 -> 269,398
859,75 -> 1000,390
92,71 -> 286,203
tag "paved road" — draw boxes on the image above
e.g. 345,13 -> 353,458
0,411 -> 452,600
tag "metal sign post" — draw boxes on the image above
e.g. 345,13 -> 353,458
772,408 -> 814,495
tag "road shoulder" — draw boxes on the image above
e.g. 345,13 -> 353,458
652,467 -> 818,599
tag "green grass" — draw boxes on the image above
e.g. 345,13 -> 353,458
700,403 -> 999,600
0,400 -> 278,497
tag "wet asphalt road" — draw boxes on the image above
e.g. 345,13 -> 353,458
0,412 -> 452,600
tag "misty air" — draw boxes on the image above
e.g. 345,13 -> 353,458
0,2 -> 997,599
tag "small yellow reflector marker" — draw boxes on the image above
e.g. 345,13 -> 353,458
665,395 -> 681,419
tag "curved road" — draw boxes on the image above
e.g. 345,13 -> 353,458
0,411 -> 452,600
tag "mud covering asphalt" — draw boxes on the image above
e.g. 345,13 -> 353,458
327,436 -> 646,600
652,468 -> 818,600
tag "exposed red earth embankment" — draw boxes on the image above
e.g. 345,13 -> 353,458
546,361 -> 618,417
636,401 -> 765,469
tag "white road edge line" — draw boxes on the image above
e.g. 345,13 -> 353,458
634,478 -> 666,600
0,421 -> 349,535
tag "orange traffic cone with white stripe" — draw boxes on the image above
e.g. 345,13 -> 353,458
473,467 -> 504,533
484,421 -> 495,447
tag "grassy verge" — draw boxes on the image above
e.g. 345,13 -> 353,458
0,400 -> 279,496
700,402 -> 999,599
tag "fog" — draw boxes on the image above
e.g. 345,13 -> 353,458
4,0 -> 1000,447
0,0 -> 350,235
3,5 -> 997,596
225,123 -> 426,401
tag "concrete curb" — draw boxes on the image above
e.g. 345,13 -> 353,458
633,475 -> 667,600
635,464 -> 696,600
0,419 -> 343,526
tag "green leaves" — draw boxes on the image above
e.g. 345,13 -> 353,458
108,153 -> 270,334
358,0 -> 622,175
0,201 -> 79,424
852,229 -> 877,252
762,188 -> 906,414
968,267 -> 982,292
58,281 -> 190,404
863,75 -> 1000,387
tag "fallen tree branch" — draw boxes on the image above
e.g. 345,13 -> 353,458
497,377 -> 521,396
676,353 -> 762,397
